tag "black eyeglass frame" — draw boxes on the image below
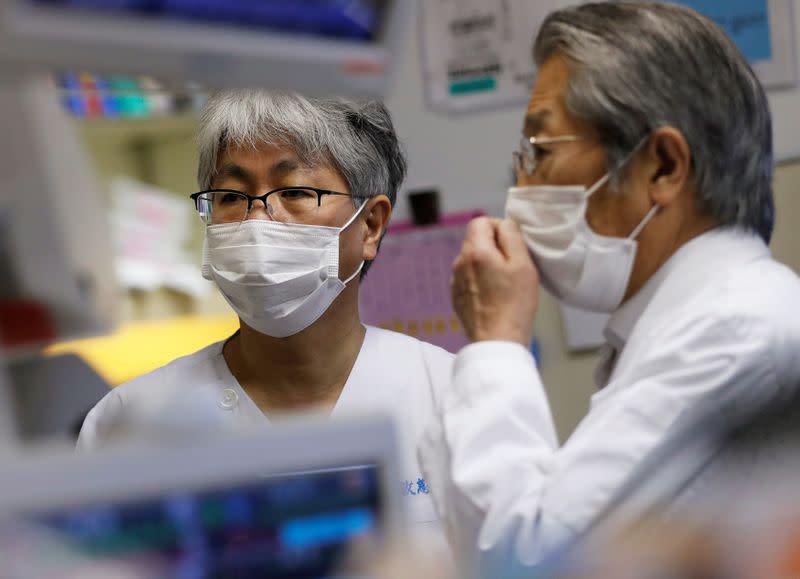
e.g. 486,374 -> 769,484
189,186 -> 355,218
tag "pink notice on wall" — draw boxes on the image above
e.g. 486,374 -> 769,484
359,210 -> 484,353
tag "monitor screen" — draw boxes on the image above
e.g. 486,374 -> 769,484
30,0 -> 386,42
8,465 -> 382,577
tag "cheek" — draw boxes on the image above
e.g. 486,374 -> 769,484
337,223 -> 366,275
585,188 -> 631,237
586,181 -> 655,238
539,152 -> 605,187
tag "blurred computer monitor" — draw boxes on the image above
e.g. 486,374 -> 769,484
0,0 -> 406,98
0,415 -> 402,577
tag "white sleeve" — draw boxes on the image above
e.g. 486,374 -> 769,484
75,389 -> 124,453
418,309 -> 783,574
418,341 -> 563,571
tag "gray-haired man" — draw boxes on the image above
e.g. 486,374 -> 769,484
78,91 -> 453,545
419,1 -> 800,573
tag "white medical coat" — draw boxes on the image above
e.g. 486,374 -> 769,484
418,227 -> 800,570
78,325 -> 453,536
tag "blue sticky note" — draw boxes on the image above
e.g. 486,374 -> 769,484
671,0 -> 772,62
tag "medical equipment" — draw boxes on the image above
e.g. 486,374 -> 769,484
0,415 -> 403,578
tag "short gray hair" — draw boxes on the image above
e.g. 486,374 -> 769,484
534,2 -> 774,242
197,90 -> 407,273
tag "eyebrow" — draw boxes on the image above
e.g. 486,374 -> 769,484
214,163 -> 252,187
523,110 -> 552,136
213,158 -> 302,188
268,158 -> 301,180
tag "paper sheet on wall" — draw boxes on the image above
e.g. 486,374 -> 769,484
422,0 -> 792,114
646,2 -> 792,88
421,0 -> 571,114
359,211 -> 483,353
669,0 -> 772,62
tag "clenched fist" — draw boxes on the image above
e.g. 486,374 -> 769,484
451,217 -> 540,346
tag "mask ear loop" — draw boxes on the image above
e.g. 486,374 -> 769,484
342,260 -> 365,285
586,135 -> 651,200
340,199 -> 369,232
628,204 -> 660,240
338,199 -> 370,283
617,134 -> 659,240
585,172 -> 612,197
584,134 -> 659,237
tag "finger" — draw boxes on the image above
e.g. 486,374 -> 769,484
450,256 -> 466,291
451,248 -> 472,283
465,216 -> 504,243
465,217 -> 502,260
496,218 -> 531,263
451,247 -> 471,281
454,227 -> 475,269
452,250 -> 464,272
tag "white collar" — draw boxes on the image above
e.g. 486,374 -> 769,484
604,226 -> 769,351
604,257 -> 671,352
212,325 -> 375,422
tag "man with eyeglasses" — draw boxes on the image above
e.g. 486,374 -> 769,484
78,90 -> 454,544
418,2 -> 800,574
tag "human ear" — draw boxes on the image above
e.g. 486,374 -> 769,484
361,195 -> 392,261
644,127 -> 693,207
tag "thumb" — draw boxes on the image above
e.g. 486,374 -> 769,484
496,219 -> 529,262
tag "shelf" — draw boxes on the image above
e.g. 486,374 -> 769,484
74,114 -> 198,143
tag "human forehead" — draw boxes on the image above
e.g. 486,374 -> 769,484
218,141 -> 301,169
523,55 -> 588,137
216,141 -> 342,184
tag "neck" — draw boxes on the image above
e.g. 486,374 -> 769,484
624,210 -> 719,302
223,283 -> 366,416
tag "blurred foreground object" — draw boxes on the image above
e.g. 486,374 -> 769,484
7,353 -> 109,443
550,385 -> 800,579
0,72 -> 116,442
0,415 -> 402,578
0,0 -> 408,98
365,385 -> 800,579
0,73 -> 116,352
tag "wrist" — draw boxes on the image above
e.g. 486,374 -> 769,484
471,329 -> 531,347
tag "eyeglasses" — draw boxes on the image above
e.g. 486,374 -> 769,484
189,187 -> 355,225
513,135 -> 583,177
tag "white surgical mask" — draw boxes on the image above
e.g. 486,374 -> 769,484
506,173 -> 659,313
202,204 -> 366,337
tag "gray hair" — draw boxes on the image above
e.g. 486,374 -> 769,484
534,2 -> 774,242
197,90 -> 407,273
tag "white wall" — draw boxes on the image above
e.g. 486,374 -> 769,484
765,1 -> 800,163
385,1 -> 523,223
384,0 -> 800,441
